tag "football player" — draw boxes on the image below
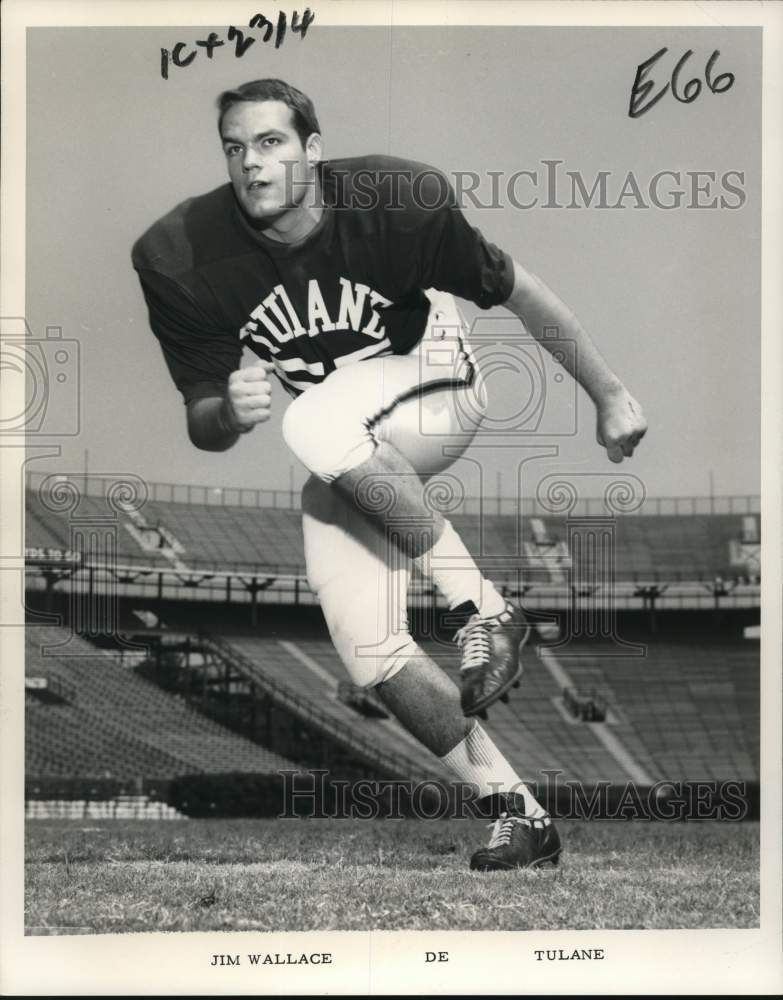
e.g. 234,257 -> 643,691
132,79 -> 647,870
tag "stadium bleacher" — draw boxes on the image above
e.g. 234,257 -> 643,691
25,499 -> 70,551
141,500 -> 304,570
215,627 -> 758,787
25,489 -> 171,566
25,625 -> 295,779
23,484 -> 761,811
449,512 -> 747,582
225,634 -> 452,779
25,699 -> 186,779
25,485 -> 758,582
557,638 -> 759,781
415,634 -> 757,786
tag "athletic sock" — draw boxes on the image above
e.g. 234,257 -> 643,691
417,519 -> 506,619
440,721 -> 547,818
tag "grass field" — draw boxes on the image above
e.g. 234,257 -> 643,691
25,818 -> 759,934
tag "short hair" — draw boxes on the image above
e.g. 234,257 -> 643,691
216,79 -> 321,147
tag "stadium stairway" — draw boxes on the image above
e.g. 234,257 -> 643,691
557,638 -> 759,781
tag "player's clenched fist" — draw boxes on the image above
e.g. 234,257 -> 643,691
224,361 -> 274,432
595,386 -> 648,464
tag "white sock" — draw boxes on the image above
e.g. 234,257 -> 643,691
418,519 -> 506,618
440,722 -> 547,818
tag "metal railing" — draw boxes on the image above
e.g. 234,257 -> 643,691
23,561 -> 761,613
202,634 -> 445,783
22,555 -> 760,587
25,470 -> 760,518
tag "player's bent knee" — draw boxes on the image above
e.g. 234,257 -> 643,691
380,635 -> 424,687
282,390 -> 375,483
354,635 -> 421,689
329,622 -> 420,689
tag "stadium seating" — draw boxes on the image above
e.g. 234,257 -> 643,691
25,499 -> 70,551
224,628 -> 758,785
418,637 -> 634,785
25,795 -> 184,820
140,501 -> 304,570
25,698 -> 185,779
24,619 -> 759,790
412,630 -> 758,786
25,486 -> 757,581
539,638 -> 759,781
24,486 -> 761,795
224,634 -> 452,780
24,625 -> 295,779
449,513 -> 745,583
25,490 -> 170,566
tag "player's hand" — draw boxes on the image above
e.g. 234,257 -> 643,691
595,386 -> 647,463
225,361 -> 274,431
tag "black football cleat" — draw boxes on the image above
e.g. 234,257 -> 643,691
470,813 -> 561,872
454,602 -> 529,717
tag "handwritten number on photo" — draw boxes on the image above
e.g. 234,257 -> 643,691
160,10 -> 315,80
629,48 -> 735,119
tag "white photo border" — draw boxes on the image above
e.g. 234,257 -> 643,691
1,1 -> 780,995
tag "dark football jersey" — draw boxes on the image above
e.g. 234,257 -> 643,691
132,155 -> 514,403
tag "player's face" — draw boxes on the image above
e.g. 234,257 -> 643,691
220,100 -> 319,222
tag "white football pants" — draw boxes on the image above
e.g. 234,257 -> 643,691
284,291 -> 486,688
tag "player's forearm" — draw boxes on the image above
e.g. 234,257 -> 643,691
186,397 -> 242,451
504,259 -> 625,406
